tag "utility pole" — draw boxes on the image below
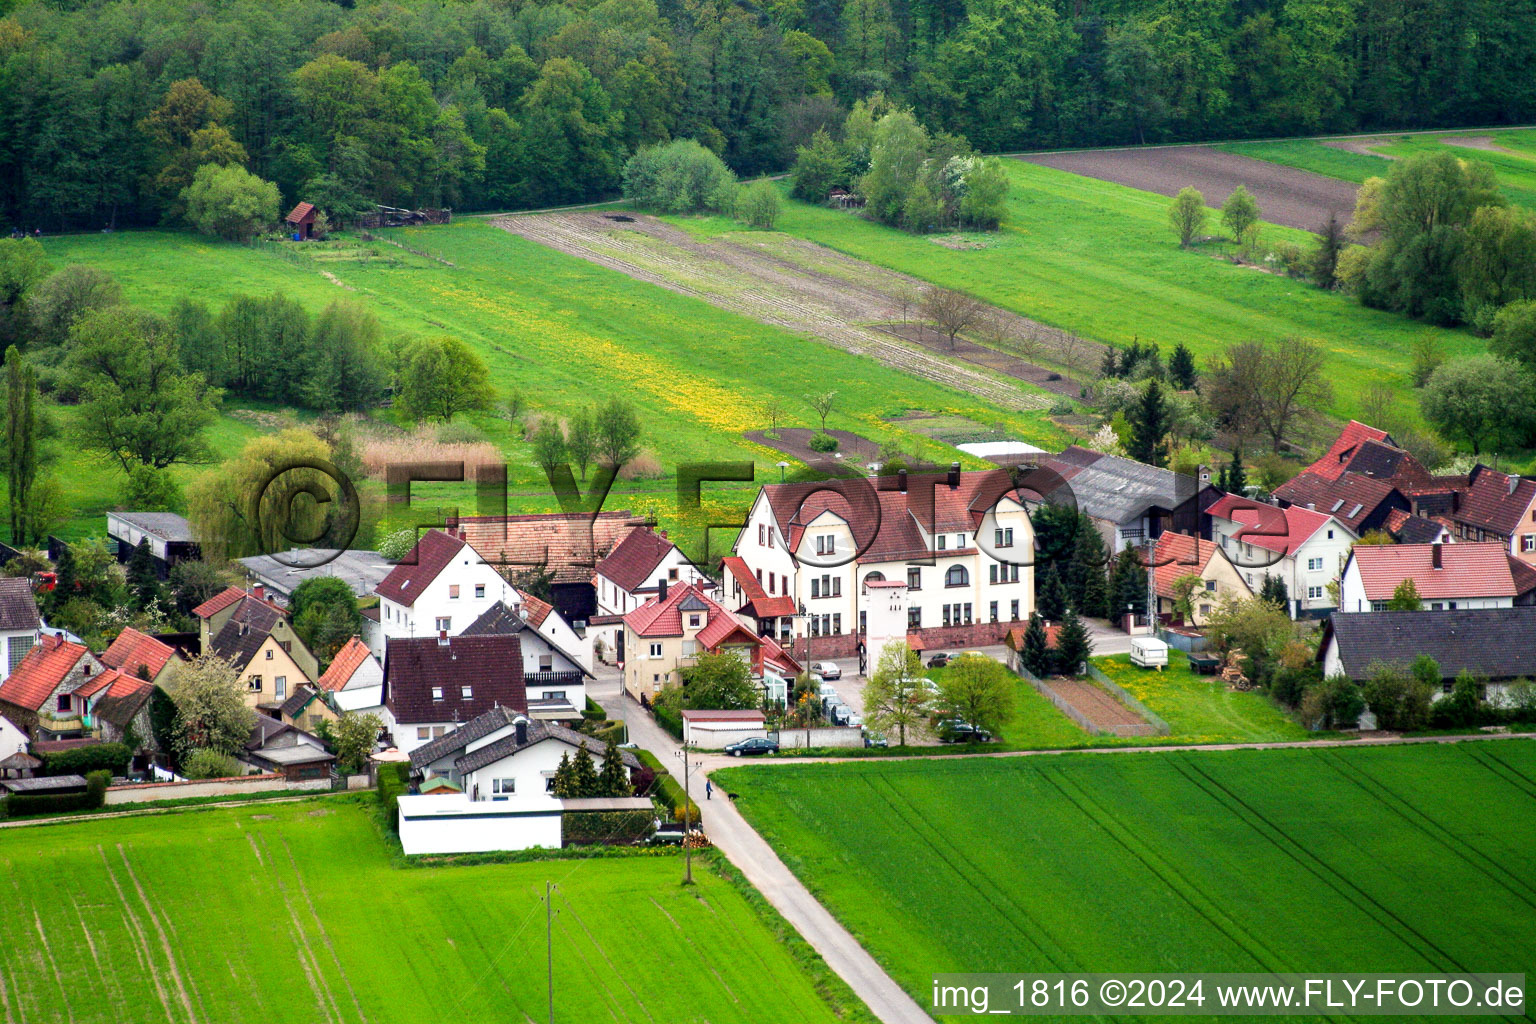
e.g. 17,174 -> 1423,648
545,880 -> 557,1024
673,743 -> 702,884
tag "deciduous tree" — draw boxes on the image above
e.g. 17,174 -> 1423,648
920,285 -> 985,349
862,640 -> 930,745
168,656 -> 257,757
398,336 -> 493,423
938,653 -> 1016,739
1169,186 -> 1207,246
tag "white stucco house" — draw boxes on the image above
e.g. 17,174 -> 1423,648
1339,542 -> 1517,613
1207,495 -> 1356,618
460,601 -> 593,717
314,636 -> 389,725
374,529 -> 520,649
593,527 -> 711,617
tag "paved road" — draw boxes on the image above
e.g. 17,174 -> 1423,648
591,667 -> 936,1024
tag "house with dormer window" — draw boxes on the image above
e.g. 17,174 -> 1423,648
621,581 -> 799,701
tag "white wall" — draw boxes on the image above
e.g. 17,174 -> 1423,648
0,631 -> 37,682
0,714 -> 27,757
461,737 -> 607,804
683,721 -> 766,748
595,544 -> 710,616
378,551 -> 513,644
105,775 -> 330,804
397,794 -> 562,854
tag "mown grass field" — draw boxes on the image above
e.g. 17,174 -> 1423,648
715,743 -> 1536,1020
671,162 -> 1481,429
40,224 -> 1067,548
0,797 -> 870,1024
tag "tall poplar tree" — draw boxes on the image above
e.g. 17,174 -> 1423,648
5,346 -> 37,544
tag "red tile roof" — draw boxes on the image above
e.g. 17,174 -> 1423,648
285,202 -> 315,224
515,589 -> 553,628
624,582 -> 799,675
595,528 -> 675,593
1453,466 -> 1536,538
721,556 -> 798,618
1207,496 -> 1341,555
375,530 -> 467,607
100,627 -> 176,680
1350,542 -> 1517,601
191,585 -> 247,620
0,635 -> 89,711
1150,532 -> 1223,599
456,512 -> 649,584
1307,421 -> 1392,481
1510,556 -> 1536,598
1272,470 -> 1402,532
316,636 -> 375,691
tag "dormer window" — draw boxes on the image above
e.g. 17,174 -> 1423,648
461,686 -> 472,699
431,687 -> 444,701
689,614 -> 701,627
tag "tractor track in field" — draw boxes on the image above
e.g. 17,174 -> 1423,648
496,211 -> 1074,413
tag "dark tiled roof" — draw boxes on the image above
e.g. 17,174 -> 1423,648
1341,440 -> 1432,488
461,602 -> 594,678
208,597 -> 283,667
374,530 -> 466,607
454,720 -> 640,775
1385,509 -> 1449,545
1323,608 -> 1536,679
1306,421 -> 1392,482
1041,447 -> 1208,526
384,634 -> 526,725
0,578 -> 39,632
594,528 -> 675,593
1273,471 -> 1402,531
1453,466 -> 1536,537
409,705 -> 521,767
94,685 -> 153,730
279,685 -> 321,719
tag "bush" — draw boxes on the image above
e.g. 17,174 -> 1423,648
376,527 -> 417,561
39,742 -> 131,777
582,696 -> 607,722
182,748 -> 242,779
3,770 -> 110,818
377,761 -> 410,830
592,720 -> 628,746
807,432 -> 838,453
436,421 -> 487,445
739,181 -> 781,229
182,163 -> 280,242
1048,397 -> 1076,416
621,139 -> 737,215
652,703 -> 683,740
635,749 -> 698,825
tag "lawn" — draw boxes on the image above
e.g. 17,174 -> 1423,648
39,225 -> 1068,551
673,163 -> 1481,428
715,742 -> 1536,1020
1094,649 -> 1310,744
0,797 -> 871,1024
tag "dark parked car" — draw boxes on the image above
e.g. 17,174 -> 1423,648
927,652 -> 952,668
935,718 -> 993,743
724,736 -> 780,757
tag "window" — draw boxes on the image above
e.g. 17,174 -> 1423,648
248,675 -> 262,692
1008,564 -> 1020,583
265,648 -> 273,660
1308,586 -> 1324,600
816,535 -> 835,556
989,564 -> 1000,584
546,776 -> 557,793
57,693 -> 70,712
435,617 -> 451,632
475,584 -> 485,599
1327,529 -> 1335,540
1523,535 -> 1536,553
864,571 -> 885,585
669,568 -> 679,580
859,610 -> 866,633
943,605 -> 951,626
955,533 -> 966,548
543,691 -> 566,700
833,577 -> 841,597
281,640 -> 291,654
963,603 -> 972,624
832,613 -> 842,635
688,614 -> 701,627
1246,573 -> 1254,586
945,565 -> 969,587
449,585 -> 460,599
1371,601 -> 1387,612
648,643 -> 663,658
461,686 -> 473,699
994,528 -> 1014,548
682,638 -> 698,656
937,535 -> 947,551
1307,557 -> 1324,571
767,528 -> 775,549
1204,580 -> 1217,592
811,578 -> 820,598
417,727 -> 430,740
755,569 -> 762,584
539,655 -> 553,671
768,574 -> 776,594
431,687 -> 444,701
1010,599 -> 1020,620
781,575 -> 789,595
908,607 -> 921,628
989,601 -> 999,622
758,524 -> 765,544
492,778 -> 515,799
7,635 -> 33,672
1199,603 -> 1212,617
907,568 -> 921,590
275,676 -> 287,700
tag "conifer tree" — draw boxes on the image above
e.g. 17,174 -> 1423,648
1168,342 -> 1198,390
552,751 -> 575,797
1020,612 -> 1055,678
1037,562 -> 1068,621
127,538 -> 162,611
598,737 -> 629,797
570,741 -> 599,797
1227,447 -> 1247,494
1076,522 -> 1110,619
5,346 -> 37,545
1129,378 -> 1172,467
1055,608 -> 1093,676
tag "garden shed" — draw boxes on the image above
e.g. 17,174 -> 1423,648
285,202 -> 317,239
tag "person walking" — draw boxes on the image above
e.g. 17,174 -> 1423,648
705,778 -> 713,800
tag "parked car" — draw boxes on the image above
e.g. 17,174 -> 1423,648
724,736 -> 780,757
935,718 -> 993,743
813,660 -> 842,680
844,710 -> 864,728
827,704 -> 851,727
864,731 -> 889,748
926,652 -> 951,668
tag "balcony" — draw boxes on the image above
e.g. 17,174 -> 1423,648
524,670 -> 585,687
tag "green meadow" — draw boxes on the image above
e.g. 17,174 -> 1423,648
40,224 -> 1066,548
672,162 -> 1481,428
716,742 -> 1536,1020
0,797 -> 870,1024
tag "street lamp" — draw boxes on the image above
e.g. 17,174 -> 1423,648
777,460 -> 790,483
672,743 -> 704,884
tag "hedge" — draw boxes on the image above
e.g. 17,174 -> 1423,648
635,749 -> 698,825
562,809 -> 654,845
581,696 -> 607,723
592,720 -> 628,746
2,769 -> 109,818
39,742 -> 131,777
652,705 -> 683,740
377,761 -> 410,831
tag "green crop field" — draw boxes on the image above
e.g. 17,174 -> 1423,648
716,743 -> 1536,1020
0,797 -> 869,1024
39,224 -> 1066,546
671,163 -> 1482,429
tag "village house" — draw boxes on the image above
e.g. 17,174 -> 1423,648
593,527 -> 711,617
278,685 -> 339,734
0,635 -> 106,739
99,627 -> 181,686
1148,532 -> 1253,627
1411,465 -> 1536,566
511,588 -> 591,673
1319,607 -> 1536,704
460,602 -> 592,718
622,580 -> 800,702
106,511 -> 200,578
0,578 -> 40,681
201,590 -> 318,711
1040,447 -> 1223,552
74,672 -> 158,769
374,529 -> 518,649
1206,496 -> 1356,617
314,636 -> 388,723
242,715 -> 335,780
383,632 -> 527,754
1338,542 -> 1517,613
728,464 -> 1037,661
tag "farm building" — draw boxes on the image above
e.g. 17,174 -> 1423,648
285,202 -> 317,239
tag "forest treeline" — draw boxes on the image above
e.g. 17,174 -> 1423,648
3,0 -> 1536,228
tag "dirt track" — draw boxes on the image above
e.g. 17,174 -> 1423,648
1051,678 -> 1149,731
1019,146 -> 1359,231
497,212 -> 1105,412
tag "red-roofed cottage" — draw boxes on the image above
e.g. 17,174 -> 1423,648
1207,496 -> 1357,618
593,526 -> 709,616
622,581 -> 800,702
100,626 -> 181,685
0,635 -> 105,738
1339,541 -> 1517,612
1148,532 -> 1253,627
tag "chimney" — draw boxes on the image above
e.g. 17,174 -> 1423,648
897,468 -> 908,493
437,628 -> 449,646
1198,465 -> 1211,487
514,714 -> 528,746
1451,491 -> 1460,513
1510,476 -> 1520,496
658,579 -> 668,603
1432,542 -> 1443,569
253,584 -> 264,602
446,513 -> 459,532
948,462 -> 961,489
